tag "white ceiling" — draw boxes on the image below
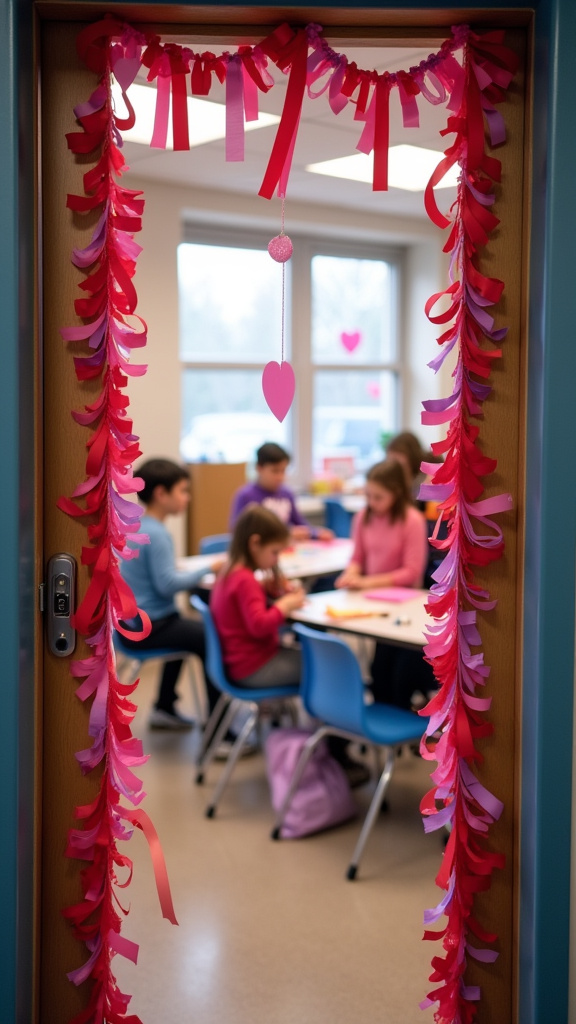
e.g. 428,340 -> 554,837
121,43 -> 457,222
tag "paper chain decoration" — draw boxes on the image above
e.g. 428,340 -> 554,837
60,16 -> 517,1024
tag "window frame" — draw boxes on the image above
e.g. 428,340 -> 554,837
179,221 -> 405,487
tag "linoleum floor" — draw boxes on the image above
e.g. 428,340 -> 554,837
113,663 -> 443,1024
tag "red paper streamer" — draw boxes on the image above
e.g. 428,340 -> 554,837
417,29 -> 518,1024
258,25 -> 308,199
60,19 -> 178,1024
92,22 -> 488,199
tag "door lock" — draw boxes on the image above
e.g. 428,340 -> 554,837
46,554 -> 77,657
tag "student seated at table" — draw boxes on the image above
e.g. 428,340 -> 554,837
386,430 -> 445,505
213,504 -> 368,784
229,442 -> 334,542
211,504 -> 306,689
386,431 -> 447,588
119,458 -> 225,731
385,430 -> 427,505
335,459 -> 436,710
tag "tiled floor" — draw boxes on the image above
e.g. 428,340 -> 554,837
113,663 -> 443,1024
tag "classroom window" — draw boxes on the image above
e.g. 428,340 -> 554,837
178,227 -> 401,484
178,243 -> 285,363
313,370 -> 396,476
311,254 -> 395,365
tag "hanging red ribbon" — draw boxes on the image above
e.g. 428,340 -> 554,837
373,73 -> 391,191
258,26 -> 308,199
168,47 -> 190,151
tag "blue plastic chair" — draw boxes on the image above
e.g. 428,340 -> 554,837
199,533 -> 231,555
191,595 -> 300,818
271,623 -> 428,880
113,633 -> 207,722
324,497 -> 353,538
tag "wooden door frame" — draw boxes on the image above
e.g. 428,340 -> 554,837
40,8 -> 528,1022
3,2 -> 576,1023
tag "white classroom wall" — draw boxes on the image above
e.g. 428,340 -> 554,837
126,176 -> 449,554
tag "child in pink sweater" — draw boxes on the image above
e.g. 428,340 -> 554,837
336,459 -> 434,709
336,459 -> 428,591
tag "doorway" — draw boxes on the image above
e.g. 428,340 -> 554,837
39,9 -> 528,1022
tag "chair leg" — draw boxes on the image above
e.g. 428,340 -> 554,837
205,706 -> 259,818
270,728 -> 329,839
346,747 -> 395,881
195,695 -> 234,779
185,657 -> 208,725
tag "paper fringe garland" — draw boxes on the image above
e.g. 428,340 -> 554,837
77,16 -> 480,199
60,24 -> 177,1024
416,29 -> 518,1024
60,16 -> 518,1024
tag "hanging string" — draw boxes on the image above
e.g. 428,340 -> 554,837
264,198 -> 295,421
281,196 -> 286,363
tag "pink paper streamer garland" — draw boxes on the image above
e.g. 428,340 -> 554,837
61,18 -> 178,1024
417,30 -> 518,1024
111,21 -> 486,198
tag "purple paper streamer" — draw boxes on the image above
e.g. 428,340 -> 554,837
466,943 -> 499,963
328,58 -> 348,114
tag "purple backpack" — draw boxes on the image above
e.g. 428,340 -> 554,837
265,728 -> 358,839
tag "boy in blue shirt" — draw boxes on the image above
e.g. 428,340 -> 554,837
120,458 -> 223,730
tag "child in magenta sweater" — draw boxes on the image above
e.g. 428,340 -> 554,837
211,505 -> 306,688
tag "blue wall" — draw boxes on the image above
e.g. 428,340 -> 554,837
521,1 -> 576,1021
1,0 -> 36,1021
2,1 -> 574,1022
0,0 -> 22,1013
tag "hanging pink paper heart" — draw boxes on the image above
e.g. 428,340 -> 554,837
340,330 -> 362,353
262,361 -> 295,422
113,56 -> 141,92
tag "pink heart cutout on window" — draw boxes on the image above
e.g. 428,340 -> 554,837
113,56 -> 141,93
340,330 -> 362,353
262,361 -> 295,423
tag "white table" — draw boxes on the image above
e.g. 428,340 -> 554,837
278,538 -> 353,580
177,538 -> 354,585
289,588 -> 430,649
177,553 -> 220,579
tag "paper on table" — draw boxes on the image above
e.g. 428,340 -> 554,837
325,605 -> 389,620
364,587 -> 418,602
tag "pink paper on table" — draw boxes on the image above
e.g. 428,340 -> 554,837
364,587 -> 417,602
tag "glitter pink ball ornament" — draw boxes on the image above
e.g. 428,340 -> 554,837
268,233 -> 293,263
